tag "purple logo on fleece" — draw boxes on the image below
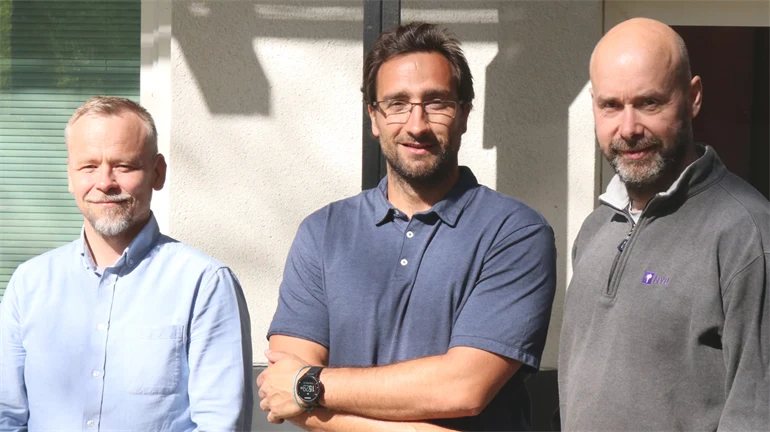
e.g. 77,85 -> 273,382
642,271 -> 669,285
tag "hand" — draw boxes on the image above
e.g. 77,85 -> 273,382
257,350 -> 312,422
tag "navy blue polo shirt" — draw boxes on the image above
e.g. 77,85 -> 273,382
268,167 -> 557,431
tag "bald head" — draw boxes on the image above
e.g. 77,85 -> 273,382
590,18 -> 691,91
589,18 -> 704,205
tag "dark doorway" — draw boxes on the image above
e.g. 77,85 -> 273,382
674,26 -> 769,199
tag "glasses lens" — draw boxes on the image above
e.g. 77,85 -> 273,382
377,100 -> 458,124
383,101 -> 411,115
424,100 -> 456,117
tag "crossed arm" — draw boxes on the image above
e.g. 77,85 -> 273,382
257,335 -> 521,431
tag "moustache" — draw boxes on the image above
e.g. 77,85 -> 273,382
85,194 -> 132,204
395,136 -> 439,148
610,136 -> 663,153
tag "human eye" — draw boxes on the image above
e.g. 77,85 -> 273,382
640,99 -> 660,109
116,164 -> 133,172
600,100 -> 619,110
80,164 -> 97,172
425,100 -> 451,112
385,100 -> 409,113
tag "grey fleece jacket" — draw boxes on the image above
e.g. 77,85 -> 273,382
559,145 -> 769,431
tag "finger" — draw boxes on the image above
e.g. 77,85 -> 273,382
258,388 -> 266,399
265,350 -> 289,363
259,399 -> 270,412
267,412 -> 284,424
256,370 -> 267,387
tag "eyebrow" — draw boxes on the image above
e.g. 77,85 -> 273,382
594,95 -> 616,105
595,91 -> 669,105
380,89 -> 454,101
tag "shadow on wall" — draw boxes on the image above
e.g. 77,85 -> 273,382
173,0 -> 362,115
485,3 -> 597,429
483,0 -> 597,373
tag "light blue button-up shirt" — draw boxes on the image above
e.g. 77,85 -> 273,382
0,215 -> 253,431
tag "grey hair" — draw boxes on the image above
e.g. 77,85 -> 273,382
65,96 -> 158,156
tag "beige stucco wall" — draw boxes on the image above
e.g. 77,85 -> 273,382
145,0 -> 602,368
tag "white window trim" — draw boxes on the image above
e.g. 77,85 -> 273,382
141,0 -> 173,233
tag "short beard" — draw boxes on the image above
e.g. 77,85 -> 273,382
605,124 -> 690,192
382,136 -> 459,187
84,196 -> 134,237
387,149 -> 457,187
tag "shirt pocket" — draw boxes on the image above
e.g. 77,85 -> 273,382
123,325 -> 184,395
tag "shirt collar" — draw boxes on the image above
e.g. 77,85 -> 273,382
79,213 -> 161,271
599,144 -> 725,212
373,166 -> 480,227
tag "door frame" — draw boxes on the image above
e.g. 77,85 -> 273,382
599,0 -> 770,192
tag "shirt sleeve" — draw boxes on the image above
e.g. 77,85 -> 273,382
187,267 -> 253,432
717,253 -> 769,431
450,222 -> 557,371
0,272 -> 29,431
267,216 -> 330,347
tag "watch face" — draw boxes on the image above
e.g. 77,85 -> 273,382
296,376 -> 320,403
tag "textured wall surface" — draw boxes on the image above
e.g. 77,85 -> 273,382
168,1 -> 363,361
161,0 -> 601,369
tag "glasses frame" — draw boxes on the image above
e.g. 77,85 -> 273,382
372,99 -> 466,123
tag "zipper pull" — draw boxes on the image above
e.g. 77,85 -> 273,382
617,226 -> 635,252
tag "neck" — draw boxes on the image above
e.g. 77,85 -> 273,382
83,217 -> 147,268
387,167 -> 460,218
627,144 -> 701,211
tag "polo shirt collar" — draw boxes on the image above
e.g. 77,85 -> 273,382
373,166 -> 479,227
79,213 -> 161,271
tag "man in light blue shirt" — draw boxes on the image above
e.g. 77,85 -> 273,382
0,96 -> 253,431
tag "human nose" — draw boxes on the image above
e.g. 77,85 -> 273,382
404,103 -> 430,136
94,166 -> 118,192
619,106 -> 643,141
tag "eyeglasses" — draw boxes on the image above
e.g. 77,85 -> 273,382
372,99 -> 464,125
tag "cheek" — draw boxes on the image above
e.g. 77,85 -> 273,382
71,175 -> 94,197
379,124 -> 401,142
594,118 -> 617,141
119,174 -> 152,199
649,116 -> 680,141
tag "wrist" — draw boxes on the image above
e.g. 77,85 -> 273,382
296,366 -> 325,409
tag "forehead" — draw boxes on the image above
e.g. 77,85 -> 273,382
376,51 -> 455,99
68,113 -> 148,158
591,49 -> 678,98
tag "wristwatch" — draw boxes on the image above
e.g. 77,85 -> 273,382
296,366 -> 324,406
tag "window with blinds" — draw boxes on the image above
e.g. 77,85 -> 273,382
0,0 -> 140,298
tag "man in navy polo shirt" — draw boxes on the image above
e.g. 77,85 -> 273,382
258,22 -> 557,431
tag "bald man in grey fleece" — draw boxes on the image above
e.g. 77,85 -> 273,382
559,18 -> 769,431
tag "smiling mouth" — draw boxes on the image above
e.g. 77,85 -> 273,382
87,200 -> 129,205
618,147 -> 656,159
401,142 -> 432,148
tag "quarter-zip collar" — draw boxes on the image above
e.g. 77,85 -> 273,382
599,145 -> 725,215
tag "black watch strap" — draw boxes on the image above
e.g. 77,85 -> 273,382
306,366 -> 324,379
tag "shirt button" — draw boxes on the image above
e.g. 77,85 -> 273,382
394,210 -> 400,216
87,420 -> 95,427
406,231 -> 414,238
400,258 -> 408,266
97,323 -> 107,331
92,370 -> 101,377
128,259 -> 135,266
